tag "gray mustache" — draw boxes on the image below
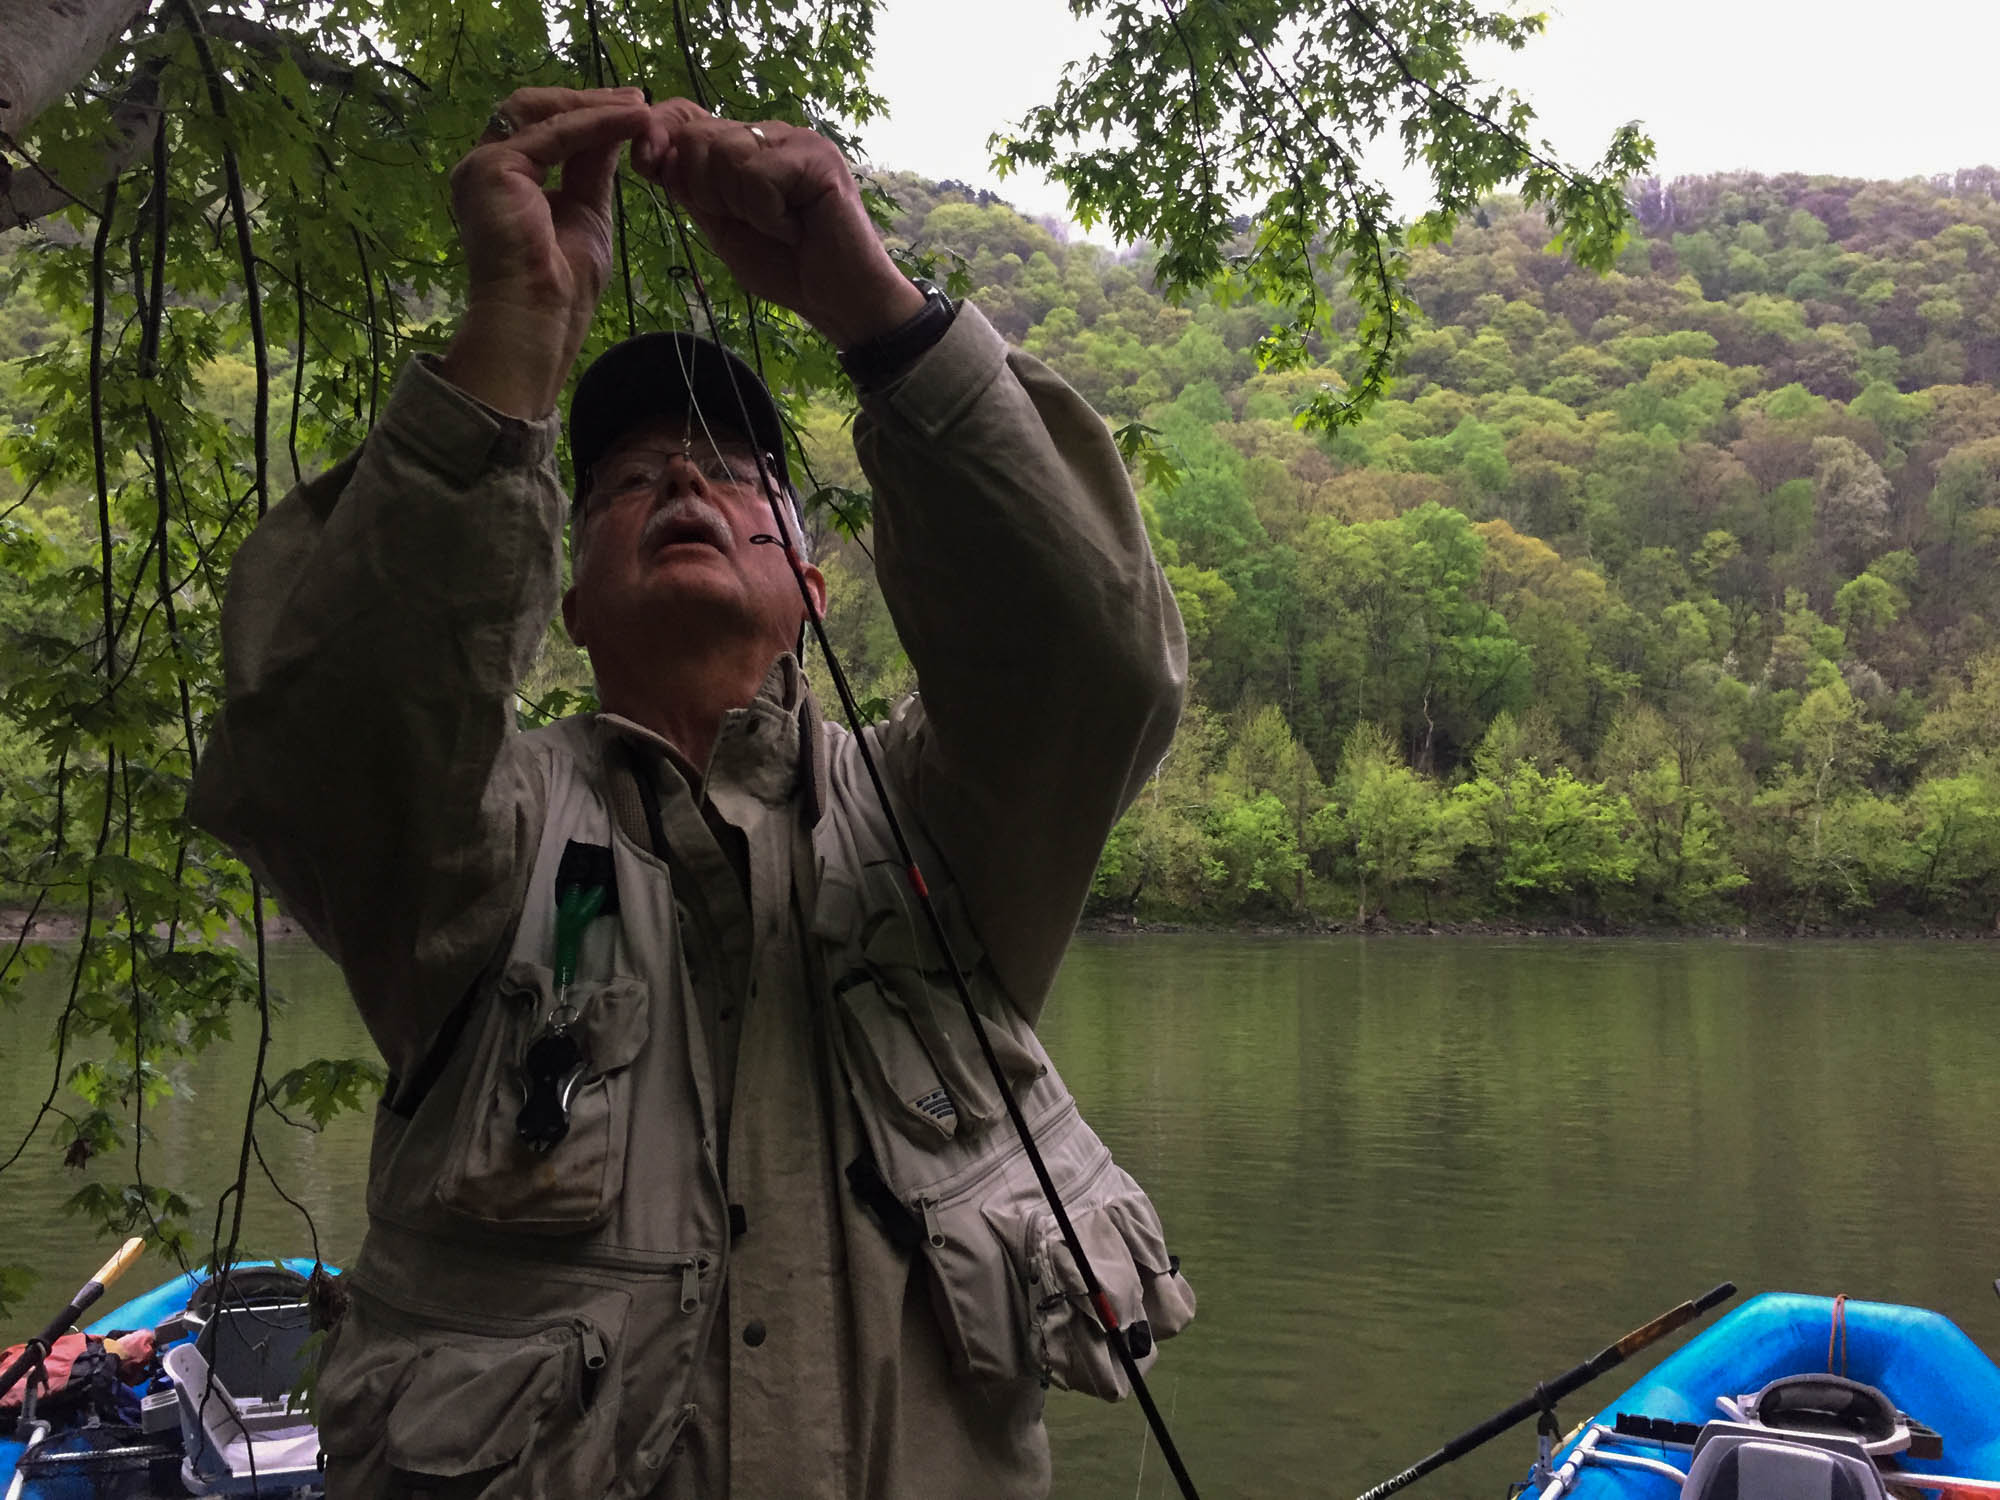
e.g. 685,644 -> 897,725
639,499 -> 734,554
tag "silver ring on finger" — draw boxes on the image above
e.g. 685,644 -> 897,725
484,109 -> 519,141
746,125 -> 769,146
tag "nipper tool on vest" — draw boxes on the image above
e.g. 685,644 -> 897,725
517,841 -> 620,1152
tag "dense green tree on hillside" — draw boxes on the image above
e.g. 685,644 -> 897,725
1316,722 -> 1477,921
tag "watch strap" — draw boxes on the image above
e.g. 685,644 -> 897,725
838,280 -> 958,392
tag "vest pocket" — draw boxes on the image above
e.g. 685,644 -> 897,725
317,1286 -> 625,1498
833,967 -> 1045,1145
919,1103 -> 1197,1401
1001,1163 -> 1198,1401
434,960 -> 651,1234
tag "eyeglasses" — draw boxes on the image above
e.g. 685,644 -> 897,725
582,445 -> 775,512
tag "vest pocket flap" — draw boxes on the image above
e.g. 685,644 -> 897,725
316,1287 -> 624,1493
315,1318 -> 414,1459
908,1103 -> 1196,1402
384,1331 -> 575,1477
833,968 -> 1043,1142
1042,1173 -> 1197,1336
437,963 -> 651,1233
567,977 -> 651,1075
860,876 -> 986,974
834,973 -> 963,1142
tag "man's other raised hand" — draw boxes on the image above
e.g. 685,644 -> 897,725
440,87 -> 652,420
632,100 -> 925,351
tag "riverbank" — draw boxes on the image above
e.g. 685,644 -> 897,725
0,906 -> 312,944
1081,910 -> 2000,940
8,905 -> 1996,947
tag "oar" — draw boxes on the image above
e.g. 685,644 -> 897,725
0,1238 -> 145,1406
1352,1282 -> 1738,1500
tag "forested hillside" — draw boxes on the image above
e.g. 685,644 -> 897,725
9,168 -> 2000,931
811,170 -> 2000,931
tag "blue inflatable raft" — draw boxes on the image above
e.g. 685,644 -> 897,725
1527,1293 -> 2000,1500
1,1258 -> 330,1499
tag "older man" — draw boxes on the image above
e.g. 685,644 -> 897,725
193,88 -> 1192,1498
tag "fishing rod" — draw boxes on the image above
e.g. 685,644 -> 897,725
646,178 -> 1204,1500
0,1238 -> 145,1406
1353,1281 -> 1737,1500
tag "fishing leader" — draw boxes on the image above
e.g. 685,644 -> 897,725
193,87 -> 1194,1498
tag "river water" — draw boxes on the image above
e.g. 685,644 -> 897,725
3,935 -> 1997,1499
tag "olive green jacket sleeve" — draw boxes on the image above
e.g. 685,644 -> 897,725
190,357 -> 565,1078
856,305 -> 1188,1022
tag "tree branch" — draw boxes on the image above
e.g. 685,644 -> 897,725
171,0 -> 269,517
193,9 -> 398,105
1,5 -> 408,232
0,58 -> 159,231
0,0 -> 149,144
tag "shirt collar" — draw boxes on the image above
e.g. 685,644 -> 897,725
595,653 -> 822,815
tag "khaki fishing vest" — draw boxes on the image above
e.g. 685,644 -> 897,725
314,712 -> 1194,1498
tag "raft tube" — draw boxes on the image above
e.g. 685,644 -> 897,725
1536,1293 -> 2000,1499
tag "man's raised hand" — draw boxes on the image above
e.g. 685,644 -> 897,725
632,101 -> 925,352
439,87 -> 653,420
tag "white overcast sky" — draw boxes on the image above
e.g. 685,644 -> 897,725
857,0 -> 2000,230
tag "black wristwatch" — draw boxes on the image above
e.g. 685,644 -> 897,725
838,279 -> 958,392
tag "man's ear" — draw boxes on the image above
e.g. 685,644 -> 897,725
561,585 -> 586,648
802,562 -> 827,624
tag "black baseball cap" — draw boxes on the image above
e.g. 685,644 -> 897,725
568,331 -> 795,506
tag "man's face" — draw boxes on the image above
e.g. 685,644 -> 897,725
561,412 -> 824,670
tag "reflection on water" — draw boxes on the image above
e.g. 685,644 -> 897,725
3,935 -> 1996,1499
1039,936 -> 2000,1499
0,946 -> 377,1338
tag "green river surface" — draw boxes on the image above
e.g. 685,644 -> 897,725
3,935 -> 1997,1498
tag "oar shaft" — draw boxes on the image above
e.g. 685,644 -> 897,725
1350,1283 -> 1737,1500
0,1238 -> 144,1403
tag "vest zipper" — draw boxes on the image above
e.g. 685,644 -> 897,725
679,1257 -> 703,1314
353,1278 -> 593,1340
574,1318 -> 608,1410
918,1195 -> 946,1249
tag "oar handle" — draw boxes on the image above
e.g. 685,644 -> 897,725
1602,1283 -> 1736,1365
84,1238 -> 145,1301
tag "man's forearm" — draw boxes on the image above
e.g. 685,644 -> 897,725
192,356 -> 564,1072
438,302 -> 581,421
853,303 -> 1188,1018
